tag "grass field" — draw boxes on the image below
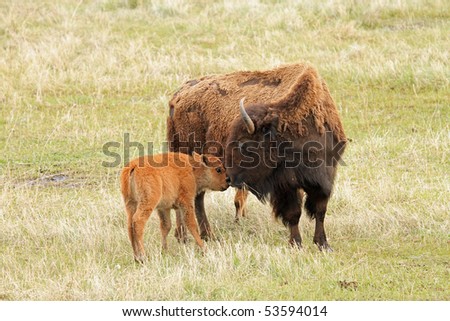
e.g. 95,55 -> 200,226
1,0 -> 449,300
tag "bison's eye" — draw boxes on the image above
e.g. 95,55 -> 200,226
216,167 -> 222,174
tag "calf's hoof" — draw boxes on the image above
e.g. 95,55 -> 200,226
200,230 -> 216,241
134,254 -> 146,264
174,228 -> 187,243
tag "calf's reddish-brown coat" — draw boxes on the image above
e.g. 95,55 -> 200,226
120,152 -> 228,263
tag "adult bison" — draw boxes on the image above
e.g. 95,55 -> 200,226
167,63 -> 346,249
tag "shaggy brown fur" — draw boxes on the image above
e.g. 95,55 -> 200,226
168,63 -> 345,154
120,152 -> 229,263
167,62 -> 346,240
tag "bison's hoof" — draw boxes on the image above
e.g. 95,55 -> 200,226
289,238 -> 302,249
317,243 -> 333,252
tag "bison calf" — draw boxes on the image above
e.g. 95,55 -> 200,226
120,152 -> 229,263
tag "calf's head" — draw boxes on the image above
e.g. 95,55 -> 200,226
192,152 -> 230,192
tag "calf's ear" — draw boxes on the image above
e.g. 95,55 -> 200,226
201,154 -> 210,166
192,151 -> 202,164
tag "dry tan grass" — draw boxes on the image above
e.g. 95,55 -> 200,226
1,0 -> 449,300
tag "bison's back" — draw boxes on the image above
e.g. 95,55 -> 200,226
167,63 -> 345,155
171,63 -> 310,108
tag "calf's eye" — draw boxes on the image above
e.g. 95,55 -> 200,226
216,168 -> 222,173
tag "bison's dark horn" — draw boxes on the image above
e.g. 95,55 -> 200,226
239,97 -> 255,134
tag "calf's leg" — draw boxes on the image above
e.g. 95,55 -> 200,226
131,204 -> 154,263
157,209 -> 171,250
174,209 -> 187,243
194,191 -> 213,240
181,203 -> 204,251
125,200 -> 137,253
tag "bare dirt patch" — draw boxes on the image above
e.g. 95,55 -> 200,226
23,174 -> 87,188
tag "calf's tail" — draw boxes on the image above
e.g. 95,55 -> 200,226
120,162 -> 137,201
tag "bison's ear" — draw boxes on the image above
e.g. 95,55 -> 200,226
261,113 -> 279,137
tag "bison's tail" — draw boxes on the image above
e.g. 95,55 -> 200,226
166,103 -> 178,152
120,162 -> 137,202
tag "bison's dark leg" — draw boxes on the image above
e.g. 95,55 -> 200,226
195,191 -> 213,240
305,192 -> 332,252
272,188 -> 302,248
